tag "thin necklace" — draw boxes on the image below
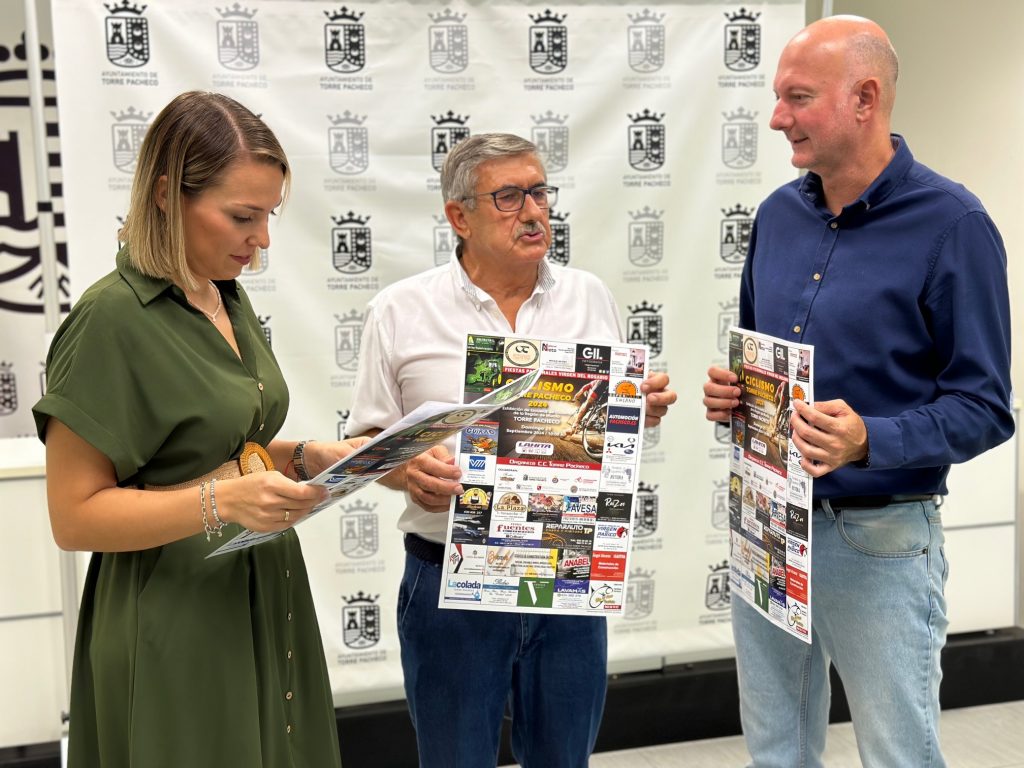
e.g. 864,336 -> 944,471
188,280 -> 222,323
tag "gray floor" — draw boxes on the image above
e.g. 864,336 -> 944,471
502,700 -> 1024,768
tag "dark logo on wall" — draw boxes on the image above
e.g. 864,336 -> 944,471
634,481 -> 659,537
0,36 -> 71,316
336,408 -> 350,440
331,211 -> 372,273
720,203 -> 753,264
257,315 -> 271,347
428,8 -> 468,74
628,206 -> 663,267
334,309 -> 363,371
627,301 -> 663,358
627,109 -> 665,171
627,8 -> 665,73
104,0 -> 150,68
0,362 -> 17,415
625,568 -> 655,620
328,111 -> 368,175
341,500 -> 379,558
705,560 -> 731,611
718,297 -> 739,354
643,424 -> 660,450
546,209 -> 570,265
110,107 -> 151,175
216,3 -> 259,71
342,591 -> 380,649
528,9 -> 568,74
430,110 -> 470,172
724,8 -> 761,72
722,107 -> 757,169
531,110 -> 568,174
433,215 -> 454,266
324,6 -> 365,73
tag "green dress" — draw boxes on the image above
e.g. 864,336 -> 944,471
33,250 -> 342,768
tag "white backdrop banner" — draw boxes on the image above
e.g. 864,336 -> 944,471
48,0 -> 804,705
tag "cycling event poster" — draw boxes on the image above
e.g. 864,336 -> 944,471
439,333 -> 649,616
728,328 -> 814,643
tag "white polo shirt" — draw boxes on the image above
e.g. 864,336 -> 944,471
346,254 -> 623,542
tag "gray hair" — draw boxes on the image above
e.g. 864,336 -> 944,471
440,133 -> 542,210
847,32 -> 899,112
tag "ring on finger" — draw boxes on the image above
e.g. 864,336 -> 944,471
284,510 -> 290,522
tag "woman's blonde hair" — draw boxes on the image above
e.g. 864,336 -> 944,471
119,91 -> 290,289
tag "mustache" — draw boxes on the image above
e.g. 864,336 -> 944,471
514,221 -> 546,238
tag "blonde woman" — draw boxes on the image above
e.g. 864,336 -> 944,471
34,91 -> 362,768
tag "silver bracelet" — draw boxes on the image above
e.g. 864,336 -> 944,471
208,478 -> 225,538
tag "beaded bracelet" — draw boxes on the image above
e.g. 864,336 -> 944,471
209,478 -> 225,537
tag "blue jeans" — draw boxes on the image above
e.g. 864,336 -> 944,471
397,552 -> 608,768
733,499 -> 949,768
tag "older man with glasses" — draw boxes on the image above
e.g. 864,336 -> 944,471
346,133 -> 676,768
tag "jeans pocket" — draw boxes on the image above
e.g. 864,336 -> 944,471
836,502 -> 931,558
396,556 -> 427,634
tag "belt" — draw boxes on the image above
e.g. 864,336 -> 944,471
144,442 -> 274,491
404,533 -> 446,565
814,494 -> 935,509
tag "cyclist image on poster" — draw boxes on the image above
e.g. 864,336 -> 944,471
494,373 -> 607,465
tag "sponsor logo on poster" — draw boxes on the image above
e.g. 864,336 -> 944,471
216,3 -> 259,71
627,109 -> 665,171
328,111 -> 369,175
324,6 -> 365,73
723,7 -> 761,72
627,8 -> 665,73
339,500 -> 378,559
428,8 -> 468,73
528,9 -> 568,74
341,591 -> 380,649
105,0 -> 150,68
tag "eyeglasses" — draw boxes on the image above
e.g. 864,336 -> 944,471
467,184 -> 559,212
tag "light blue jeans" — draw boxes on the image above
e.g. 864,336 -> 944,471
733,498 -> 949,768
397,552 -> 608,768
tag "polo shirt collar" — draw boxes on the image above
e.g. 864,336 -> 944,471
116,247 -> 171,306
799,133 -> 914,215
449,250 -> 555,308
116,247 -> 240,306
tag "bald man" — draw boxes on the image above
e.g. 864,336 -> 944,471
703,16 -> 1012,768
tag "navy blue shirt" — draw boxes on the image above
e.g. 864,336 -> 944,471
742,135 -> 1013,498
